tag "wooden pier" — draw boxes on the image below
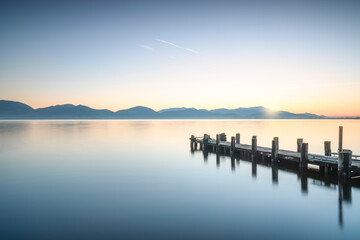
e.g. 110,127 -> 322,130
190,126 -> 360,177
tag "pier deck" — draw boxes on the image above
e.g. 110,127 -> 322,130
191,129 -> 360,175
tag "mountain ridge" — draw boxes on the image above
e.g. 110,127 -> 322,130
0,99 -> 331,119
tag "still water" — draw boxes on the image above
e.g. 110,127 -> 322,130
0,120 -> 359,239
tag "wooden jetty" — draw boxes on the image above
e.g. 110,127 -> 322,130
190,126 -> 360,177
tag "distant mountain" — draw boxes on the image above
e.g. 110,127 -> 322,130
0,100 -> 329,119
35,104 -> 113,119
0,100 -> 34,118
159,107 -> 198,113
116,106 -> 158,118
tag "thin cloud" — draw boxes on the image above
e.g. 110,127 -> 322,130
140,45 -> 154,51
156,39 -> 199,54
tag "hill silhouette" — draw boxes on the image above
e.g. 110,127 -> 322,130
0,100 -> 327,119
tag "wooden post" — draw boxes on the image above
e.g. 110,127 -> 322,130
344,150 -> 351,177
203,134 -> 208,149
220,133 -> 226,141
272,162 -> 278,184
300,171 -> 308,194
297,138 -> 303,153
252,161 -> 257,177
216,134 -> 220,152
339,150 -> 352,179
190,135 -> 195,150
300,143 -> 308,170
231,156 -> 235,171
338,151 -> 343,172
273,137 -> 279,151
252,136 -> 257,157
203,148 -> 208,161
339,126 -> 343,152
324,141 -> 331,156
320,141 -> 332,174
199,142 -> 203,150
272,139 -> 278,163
236,133 -> 240,144
231,136 -> 235,156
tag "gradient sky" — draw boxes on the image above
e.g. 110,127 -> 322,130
0,0 -> 359,117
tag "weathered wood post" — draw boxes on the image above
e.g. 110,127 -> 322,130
273,137 -> 279,150
216,134 -> 220,152
220,133 -> 227,141
190,135 -> 195,150
203,148 -> 208,161
220,133 -> 226,153
231,156 -> 235,171
252,161 -> 257,177
271,139 -> 278,163
203,134 -> 209,149
252,136 -> 257,159
300,143 -> 308,171
231,136 -> 235,156
324,141 -> 331,156
272,162 -> 278,184
297,138 -> 303,153
319,141 -> 332,173
339,150 -> 352,179
300,171 -> 308,194
339,126 -> 343,152
320,141 -> 331,175
236,133 -> 240,144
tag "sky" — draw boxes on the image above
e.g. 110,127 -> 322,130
0,0 -> 359,117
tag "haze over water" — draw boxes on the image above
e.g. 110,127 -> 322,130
0,120 -> 359,239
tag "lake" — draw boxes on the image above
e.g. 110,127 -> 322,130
0,120 -> 359,239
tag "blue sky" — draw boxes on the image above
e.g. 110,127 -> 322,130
0,0 -> 359,116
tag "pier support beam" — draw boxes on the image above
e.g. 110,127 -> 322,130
190,135 -> 195,151
339,150 -> 352,179
320,141 -> 331,173
300,143 -> 308,171
273,137 -> 279,151
216,134 -> 220,152
272,161 -> 278,184
202,149 -> 208,161
230,136 -> 235,156
324,141 -> 331,156
297,138 -> 303,153
272,139 -> 278,163
220,133 -> 227,142
252,136 -> 257,159
300,171 -> 308,194
236,133 -> 240,144
203,134 -> 209,149
231,156 -> 235,171
338,126 -> 343,152
252,161 -> 257,177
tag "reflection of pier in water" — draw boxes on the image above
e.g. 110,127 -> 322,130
191,147 -> 359,228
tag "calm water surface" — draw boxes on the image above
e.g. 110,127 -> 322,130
0,120 -> 359,239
